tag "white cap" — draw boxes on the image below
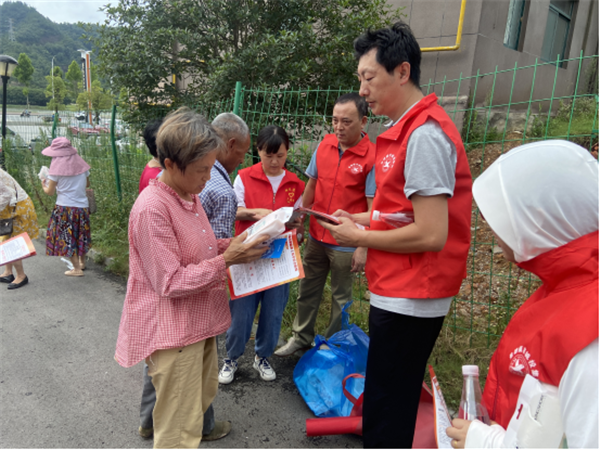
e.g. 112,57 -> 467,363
372,210 -> 381,221
462,365 -> 479,376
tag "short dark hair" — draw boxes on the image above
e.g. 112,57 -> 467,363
142,118 -> 164,158
353,21 -> 421,88
156,107 -> 223,173
334,93 -> 368,119
256,125 -> 290,155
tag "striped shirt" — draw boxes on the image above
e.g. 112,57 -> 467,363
199,160 -> 237,239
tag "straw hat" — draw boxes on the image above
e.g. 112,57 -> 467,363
41,137 -> 79,157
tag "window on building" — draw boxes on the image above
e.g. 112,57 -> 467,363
504,0 -> 526,50
541,0 -> 574,63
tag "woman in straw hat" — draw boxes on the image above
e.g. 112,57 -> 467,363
41,137 -> 92,277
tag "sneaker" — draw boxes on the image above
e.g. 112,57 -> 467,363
218,358 -> 238,384
253,356 -> 276,381
274,337 -> 311,357
138,426 -> 153,439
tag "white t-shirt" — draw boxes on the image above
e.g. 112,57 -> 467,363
47,171 -> 89,208
233,171 -> 302,209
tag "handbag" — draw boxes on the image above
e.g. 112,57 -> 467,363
0,182 -> 18,236
86,188 -> 97,214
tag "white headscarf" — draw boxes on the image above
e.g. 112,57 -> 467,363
472,140 -> 598,263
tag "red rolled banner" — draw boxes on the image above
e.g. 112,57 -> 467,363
306,416 -> 362,437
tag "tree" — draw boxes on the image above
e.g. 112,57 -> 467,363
13,53 -> 35,109
45,75 -> 67,112
86,0 -> 403,121
52,66 -> 64,79
65,60 -> 82,101
77,80 -> 113,122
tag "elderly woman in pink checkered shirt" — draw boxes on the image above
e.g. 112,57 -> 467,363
115,108 -> 267,449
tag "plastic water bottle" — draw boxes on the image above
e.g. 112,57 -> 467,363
60,257 -> 74,270
458,365 -> 490,424
371,210 -> 414,228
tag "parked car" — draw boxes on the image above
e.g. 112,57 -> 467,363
68,123 -> 105,138
75,111 -> 86,121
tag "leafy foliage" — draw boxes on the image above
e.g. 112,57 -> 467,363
77,80 -> 113,117
13,53 -> 35,107
87,0 -> 403,122
45,75 -> 67,111
65,60 -> 83,100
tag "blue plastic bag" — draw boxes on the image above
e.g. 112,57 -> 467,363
293,301 -> 369,418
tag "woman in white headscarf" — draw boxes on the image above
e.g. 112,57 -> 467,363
447,140 -> 598,448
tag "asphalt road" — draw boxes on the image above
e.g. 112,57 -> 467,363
0,239 -> 362,449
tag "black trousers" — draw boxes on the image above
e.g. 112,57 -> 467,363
363,306 -> 445,448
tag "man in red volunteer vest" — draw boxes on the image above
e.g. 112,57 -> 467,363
320,22 -> 472,448
275,93 -> 376,357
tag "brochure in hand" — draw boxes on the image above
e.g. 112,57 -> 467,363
228,230 -> 305,299
428,365 -> 453,448
288,207 -> 341,225
0,232 -> 37,265
243,207 -> 294,246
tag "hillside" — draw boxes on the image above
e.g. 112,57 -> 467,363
0,1 -> 97,92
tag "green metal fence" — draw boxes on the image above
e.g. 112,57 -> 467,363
4,52 -> 598,345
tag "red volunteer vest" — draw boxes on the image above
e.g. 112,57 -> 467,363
365,93 -> 472,298
482,231 -> 599,428
235,162 -> 305,235
310,133 -> 376,245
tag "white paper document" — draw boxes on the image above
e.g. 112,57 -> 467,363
0,233 -> 36,265
228,231 -> 304,299
429,365 -> 454,448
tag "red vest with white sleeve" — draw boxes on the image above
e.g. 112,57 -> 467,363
235,162 -> 305,235
365,93 -> 472,298
482,231 -> 599,428
310,133 -> 376,245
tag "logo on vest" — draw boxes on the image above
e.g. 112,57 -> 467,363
348,163 -> 363,174
508,346 -> 539,378
381,154 -> 396,172
285,187 -> 296,204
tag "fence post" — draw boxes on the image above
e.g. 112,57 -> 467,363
52,112 -> 58,139
110,104 -> 122,201
233,81 -> 242,116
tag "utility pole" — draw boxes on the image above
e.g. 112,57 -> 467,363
51,56 -> 56,100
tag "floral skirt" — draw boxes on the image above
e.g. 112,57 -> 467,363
0,197 -> 39,243
46,205 -> 91,257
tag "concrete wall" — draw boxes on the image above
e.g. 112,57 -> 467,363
470,0 -> 598,108
388,0 -> 482,98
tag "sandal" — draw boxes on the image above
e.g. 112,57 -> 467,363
65,269 -> 84,277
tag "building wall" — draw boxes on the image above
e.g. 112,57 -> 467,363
387,0 -> 598,109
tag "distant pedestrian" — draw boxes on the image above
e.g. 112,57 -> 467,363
0,168 -> 39,289
41,137 -> 91,277
139,118 -> 164,193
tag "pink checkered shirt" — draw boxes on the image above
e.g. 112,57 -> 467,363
115,179 -> 232,368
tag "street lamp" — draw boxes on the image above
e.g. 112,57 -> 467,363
1,54 -> 18,170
